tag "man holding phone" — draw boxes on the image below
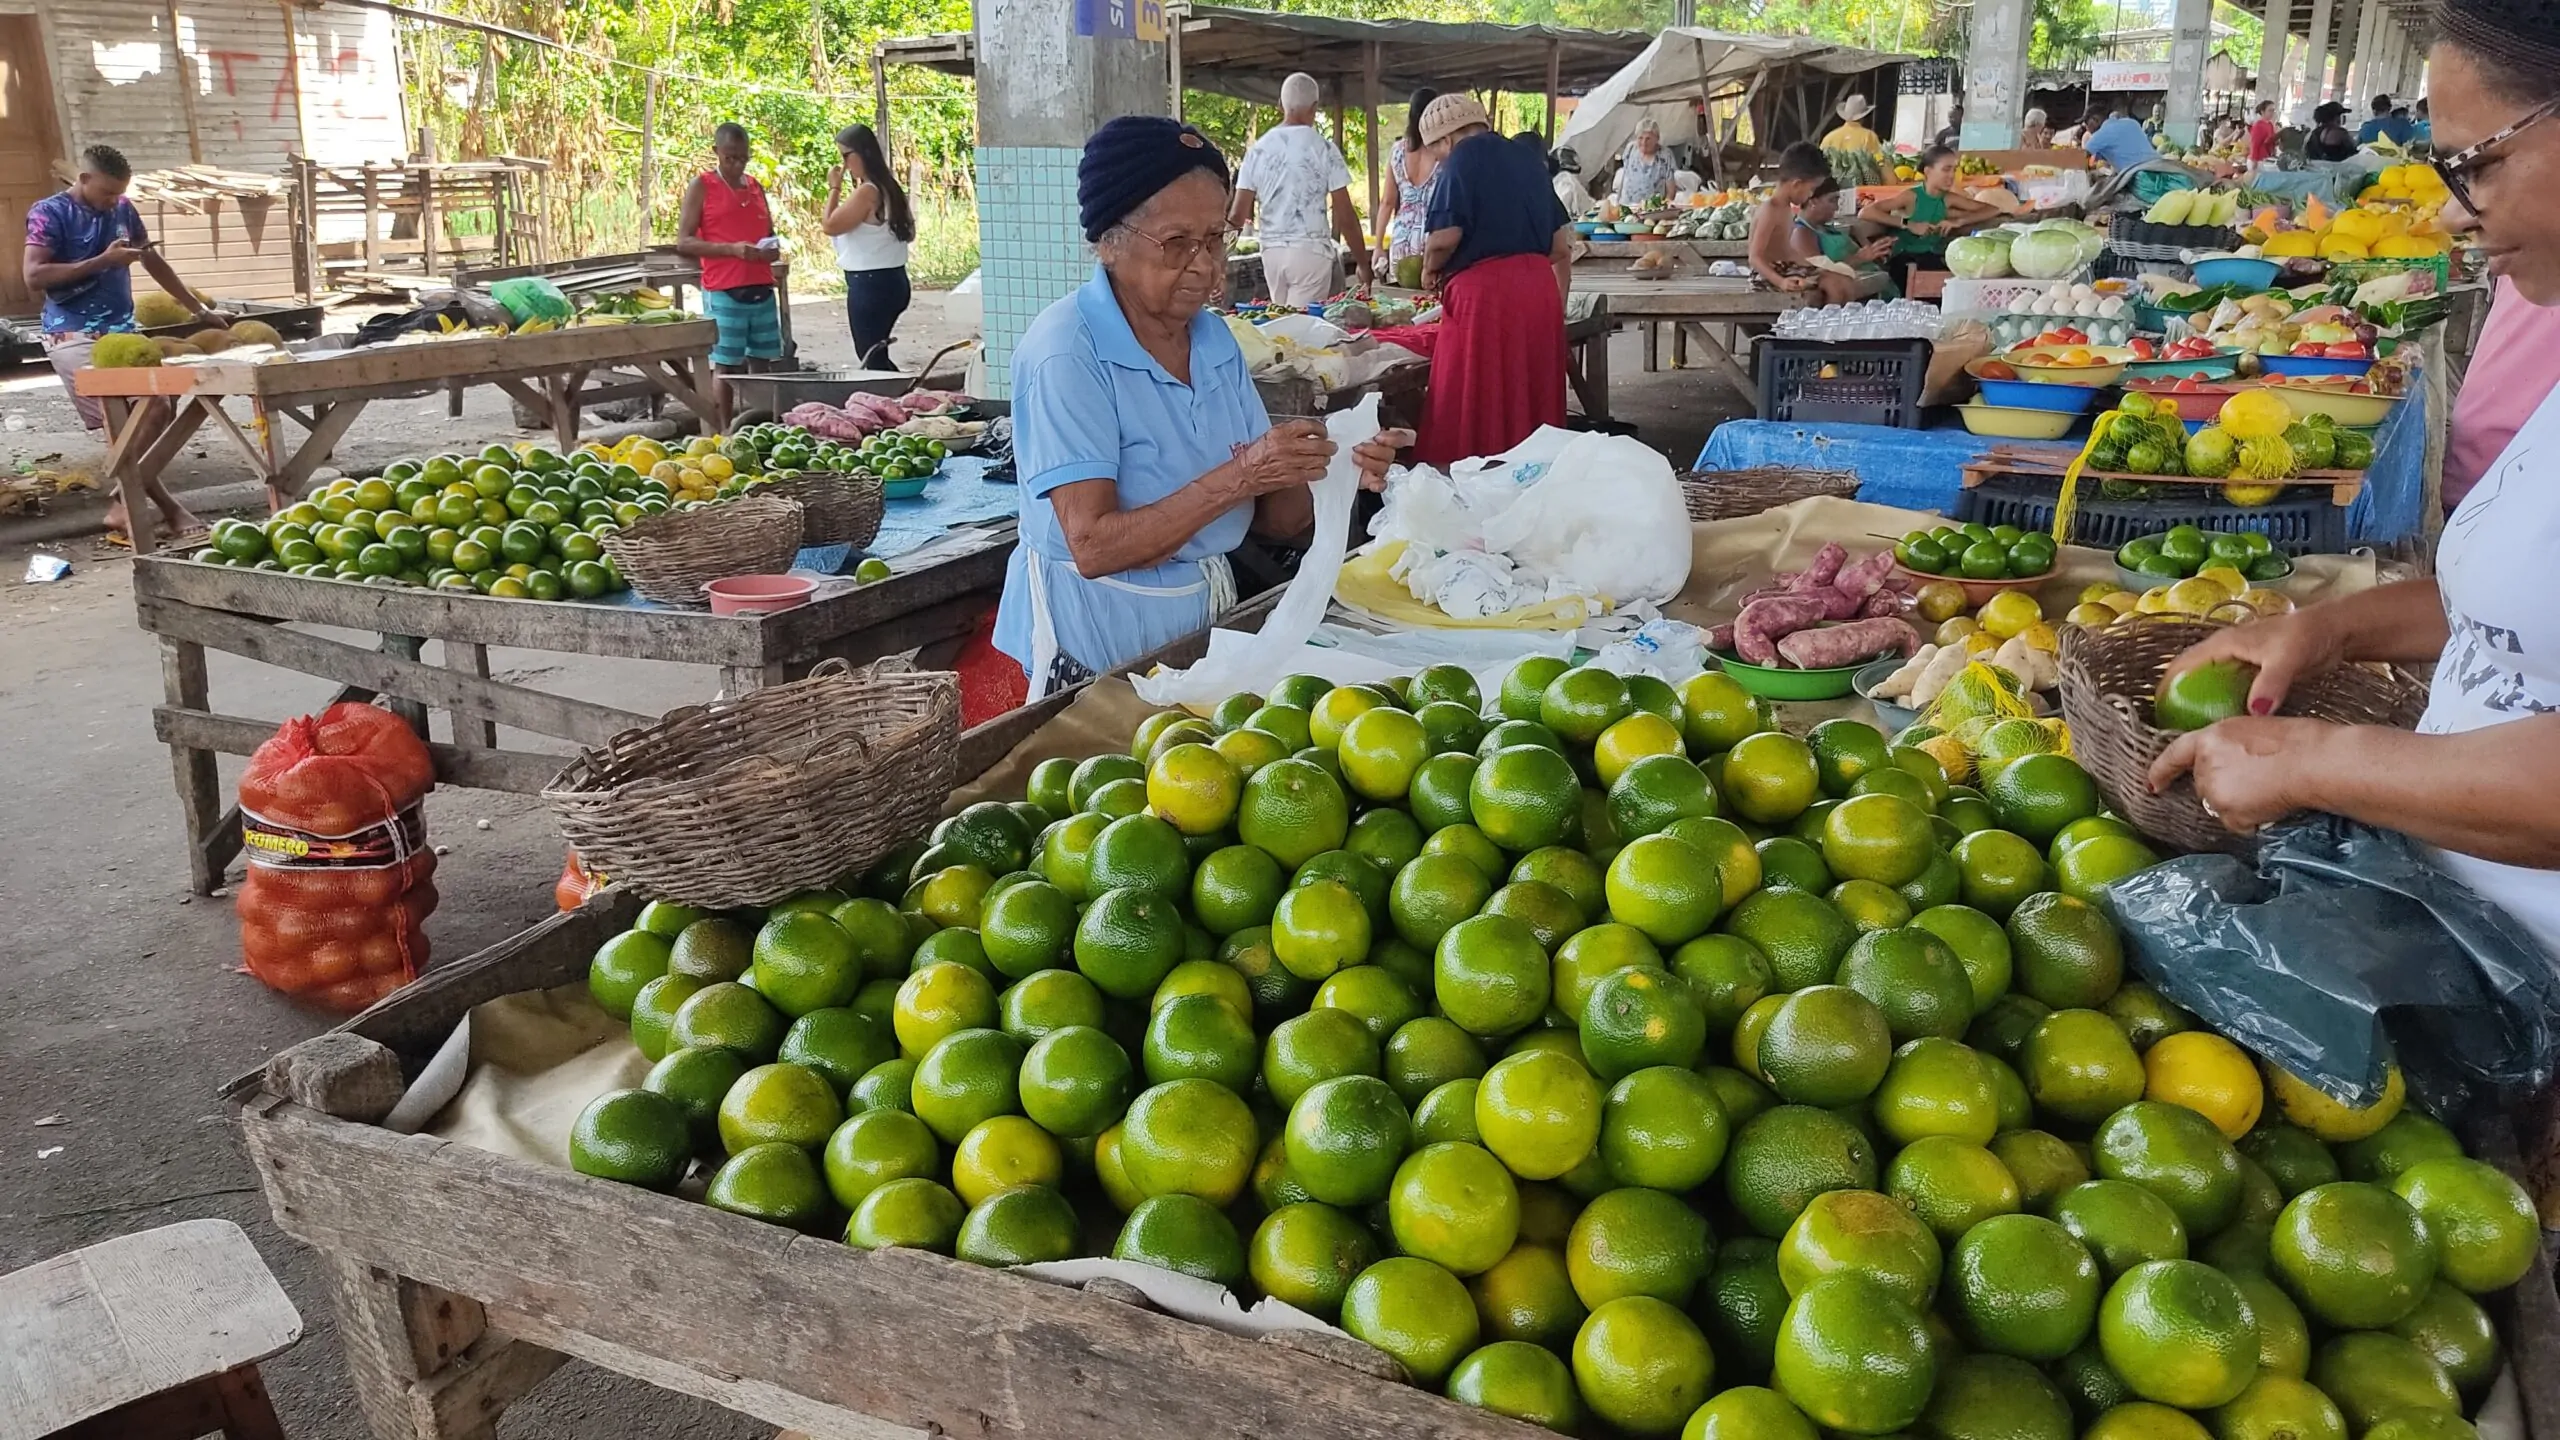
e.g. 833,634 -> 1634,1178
23,143 -> 229,547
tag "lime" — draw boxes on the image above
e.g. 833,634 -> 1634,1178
1342,1255 -> 1481,1385
1771,1273 -> 1935,1434
569,1089 -> 692,1190
1572,1296 -> 1717,1437
1114,1193 -> 1246,1285
1949,1212 -> 2103,1360
1249,1201 -> 1381,1319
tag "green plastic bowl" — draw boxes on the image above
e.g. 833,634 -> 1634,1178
1711,650 -> 1867,700
882,475 -> 933,500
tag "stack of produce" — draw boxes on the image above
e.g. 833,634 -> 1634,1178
2243,192 -> 2453,262
781,389 -> 970,443
572,655 -> 2530,1440
1702,544 -> 1920,669
1895,523 -> 2057,583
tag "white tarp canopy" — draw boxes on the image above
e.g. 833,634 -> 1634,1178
1559,28 -> 1911,172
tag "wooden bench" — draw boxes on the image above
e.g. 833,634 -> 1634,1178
0,1219 -> 301,1440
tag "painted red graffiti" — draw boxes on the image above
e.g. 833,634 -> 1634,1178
190,43 -> 394,138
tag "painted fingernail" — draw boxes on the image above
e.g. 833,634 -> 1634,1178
2249,698 -> 2272,715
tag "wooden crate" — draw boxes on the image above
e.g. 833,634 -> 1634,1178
133,528 -> 1013,895
228,590 -> 2560,1440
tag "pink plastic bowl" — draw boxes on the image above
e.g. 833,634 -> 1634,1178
703,573 -> 817,616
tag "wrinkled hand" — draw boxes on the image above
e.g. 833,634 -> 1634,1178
97,239 -> 145,269
1234,419 -> 1334,495
2161,608 -> 2346,716
2147,715 -> 2338,832
1351,428 -> 1414,491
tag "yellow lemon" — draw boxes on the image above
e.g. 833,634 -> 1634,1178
1977,590 -> 2044,640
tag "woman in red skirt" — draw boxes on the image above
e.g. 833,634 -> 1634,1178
1413,94 -> 1574,467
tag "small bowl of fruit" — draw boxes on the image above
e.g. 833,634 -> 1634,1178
2259,372 -> 2399,428
1996,343 -> 2137,387
2121,335 -> 2243,382
1895,521 -> 2059,605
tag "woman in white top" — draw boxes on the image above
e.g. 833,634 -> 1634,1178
2150,11 -> 2560,957
823,123 -> 914,369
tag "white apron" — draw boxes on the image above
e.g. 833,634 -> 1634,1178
1021,552 -> 1238,700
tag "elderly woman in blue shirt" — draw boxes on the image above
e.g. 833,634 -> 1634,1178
995,117 -> 1408,697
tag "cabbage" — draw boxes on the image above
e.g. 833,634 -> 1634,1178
1946,235 -> 2012,278
2010,222 -> 2086,279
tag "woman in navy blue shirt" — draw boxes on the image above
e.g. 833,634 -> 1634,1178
1412,95 -> 1572,465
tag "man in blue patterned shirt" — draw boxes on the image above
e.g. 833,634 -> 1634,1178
22,145 -> 229,547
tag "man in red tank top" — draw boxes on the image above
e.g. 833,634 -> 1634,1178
678,122 -> 786,405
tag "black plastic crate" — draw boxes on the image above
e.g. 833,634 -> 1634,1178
1957,475 -> 2349,554
1756,338 -> 1932,428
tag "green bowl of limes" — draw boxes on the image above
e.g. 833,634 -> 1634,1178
2115,525 -> 2295,591
1895,522 -> 2058,605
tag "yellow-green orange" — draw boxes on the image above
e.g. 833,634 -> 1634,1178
2393,1157 -> 2539,1294
1476,1049 -> 1604,1181
1820,792 -> 1934,887
2310,1331 -> 2461,1433
1683,1386 -> 1817,1440
1566,1184 -> 1712,1308
1471,744 -> 1582,852
1887,1135 -> 2022,1241
2092,1100 -> 2246,1235
2008,892 -> 2126,1009
2097,1259 -> 2260,1409
2389,1280 -> 2504,1396
1237,758 -> 1351,868
1722,732 -> 1820,824
1113,1192 -> 1246,1285
1604,833 -> 1724,946
704,1141 -> 830,1232
589,929 -> 672,1018
1572,1296 -> 1717,1437
1600,1065 -> 1729,1192
1580,966 -> 1706,1079
1757,985 -> 1892,1108
1919,1354 -> 2076,1440
1285,1073 -> 1412,1206
1836,926 -> 1973,1042
1777,1188 -> 1941,1308
1389,1141 -> 1521,1275
2210,1375 -> 2346,1440
1872,1036 -> 1999,1146
1722,887 -> 1857,991
1074,886 -> 1186,999
1249,1201 -> 1381,1318
1606,752 -> 1717,838
1551,923 -> 1664,1021
1388,851 -> 1493,952
1447,1340 -> 1582,1432
1341,1255 -> 1481,1384
1950,1213 -> 2103,1360
2024,1007 -> 2147,1126
1540,666 -> 1632,746
1119,1077 -> 1259,1206
1772,1273 -> 1937,1434
1724,1104 -> 1879,1238
1337,706 -> 1431,804
950,1114 -> 1063,1207
2271,1180 -> 2437,1327
570,1089 -> 691,1190
1677,671 -> 1766,753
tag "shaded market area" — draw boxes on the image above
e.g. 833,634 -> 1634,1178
8,0 -> 2560,1439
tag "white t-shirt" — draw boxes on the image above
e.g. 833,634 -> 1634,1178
2418,379 -> 2560,955
1237,124 -> 1352,247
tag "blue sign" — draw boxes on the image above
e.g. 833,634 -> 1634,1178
1076,0 -> 1165,41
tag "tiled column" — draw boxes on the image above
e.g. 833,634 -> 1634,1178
973,0 -> 1169,398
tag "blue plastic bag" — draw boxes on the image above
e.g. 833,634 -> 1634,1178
2103,814 -> 2560,1113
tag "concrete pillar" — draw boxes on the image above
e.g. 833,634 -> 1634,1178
2258,0 -> 2293,106
2299,0 -> 2334,115
972,0 -> 1169,398
2163,0 -> 2217,146
1959,0 -> 2032,149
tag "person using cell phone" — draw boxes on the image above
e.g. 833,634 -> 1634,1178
21,144 -> 231,550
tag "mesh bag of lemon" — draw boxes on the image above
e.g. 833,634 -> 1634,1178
575,658 -> 2532,1440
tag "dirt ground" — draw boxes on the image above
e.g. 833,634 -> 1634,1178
0,291 -> 1739,1439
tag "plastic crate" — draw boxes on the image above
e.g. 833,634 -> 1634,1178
1756,337 -> 1933,428
1957,475 -> 2349,553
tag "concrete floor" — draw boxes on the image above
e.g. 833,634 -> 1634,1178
0,296 -> 1743,1439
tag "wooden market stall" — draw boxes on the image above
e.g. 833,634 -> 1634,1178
74,322 -> 724,513
224,564 -> 2560,1440
134,527 -> 1015,895
1570,270 -> 1804,397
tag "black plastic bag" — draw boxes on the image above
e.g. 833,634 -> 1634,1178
2102,813 -> 2560,1114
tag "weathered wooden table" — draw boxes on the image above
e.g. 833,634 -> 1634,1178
1577,237 -> 1749,266
1569,272 -> 1802,398
73,321 -> 724,515
226,587 -> 2560,1440
133,523 -> 1014,895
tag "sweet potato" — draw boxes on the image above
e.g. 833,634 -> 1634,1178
1776,615 -> 1919,669
1733,594 -> 1833,665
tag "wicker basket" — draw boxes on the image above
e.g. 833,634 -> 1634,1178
600,494 -> 805,607
543,658 -> 960,908
2058,618 -> 2427,857
762,470 -> 884,549
1679,466 -> 1862,523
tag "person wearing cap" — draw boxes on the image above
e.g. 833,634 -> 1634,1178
1551,147 -> 1594,217
2358,95 -> 2416,147
1232,72 -> 1368,305
1613,118 -> 1679,207
993,117 -> 1409,698
2150,4 -> 2560,956
1411,93 -> 1573,466
1820,95 -> 1886,164
2304,103 -> 2359,162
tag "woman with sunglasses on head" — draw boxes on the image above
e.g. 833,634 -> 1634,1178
823,124 -> 913,370
993,118 -> 1409,698
2151,0 -> 2560,956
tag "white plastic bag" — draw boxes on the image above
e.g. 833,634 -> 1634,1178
1476,431 -> 1691,606
1132,396 -> 1381,706
1257,313 -> 1353,349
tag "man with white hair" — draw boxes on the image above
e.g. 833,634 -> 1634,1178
1232,72 -> 1368,304
1613,117 -> 1679,206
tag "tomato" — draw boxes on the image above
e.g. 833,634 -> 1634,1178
1977,360 -> 2018,380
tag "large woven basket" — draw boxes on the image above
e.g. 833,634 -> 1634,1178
543,658 -> 959,908
600,494 -> 805,606
761,470 -> 884,549
1680,466 -> 1862,523
2058,618 -> 2427,857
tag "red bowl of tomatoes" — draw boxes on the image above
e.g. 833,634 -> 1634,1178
2122,376 -> 2256,422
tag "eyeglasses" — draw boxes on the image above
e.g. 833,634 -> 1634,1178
1116,222 -> 1234,270
2431,96 -> 2560,216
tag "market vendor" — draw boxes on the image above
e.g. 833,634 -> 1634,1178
2151,0 -> 2560,956
1414,93 -> 1573,467
1748,144 -> 1889,303
1613,120 -> 1680,208
1858,145 -> 1992,294
1789,179 -> 1897,301
676,123 -> 784,385
1821,95 -> 1887,167
994,116 -> 1408,697
21,143 -> 229,550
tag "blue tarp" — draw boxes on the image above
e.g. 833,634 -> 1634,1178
1694,376 -> 2428,544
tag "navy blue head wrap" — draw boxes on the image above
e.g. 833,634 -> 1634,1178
1078,116 -> 1231,243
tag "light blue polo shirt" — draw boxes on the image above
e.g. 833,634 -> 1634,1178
993,264 -> 1272,679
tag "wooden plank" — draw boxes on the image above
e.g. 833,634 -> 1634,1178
0,1219 -> 301,1440
320,1256 -> 480,1440
239,1106 -> 1549,1440
182,322 -> 720,402
154,707 -> 566,795
132,558 -> 769,668
137,601 -> 657,749
412,1333 -> 568,1439
446,642 -> 500,748
488,1309 -> 920,1440
757,531 -> 1016,660
159,638 -> 228,897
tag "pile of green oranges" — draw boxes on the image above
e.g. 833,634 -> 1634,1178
575,658 -> 2531,1440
